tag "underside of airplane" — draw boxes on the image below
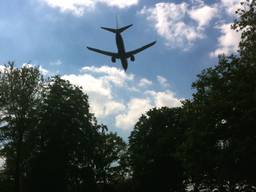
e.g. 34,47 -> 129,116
87,24 -> 156,71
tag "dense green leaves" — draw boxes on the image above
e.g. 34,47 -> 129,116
0,67 -> 127,192
0,62 -> 43,192
95,131 -> 127,186
129,107 -> 186,192
128,1 -> 256,191
233,0 -> 256,63
29,76 -> 100,192
0,1 -> 256,191
181,1 -> 256,190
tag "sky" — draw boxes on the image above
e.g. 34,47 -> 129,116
0,0 -> 242,139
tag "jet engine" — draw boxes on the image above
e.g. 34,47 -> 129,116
130,55 -> 135,62
111,56 -> 116,63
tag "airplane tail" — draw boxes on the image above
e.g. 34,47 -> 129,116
101,24 -> 133,34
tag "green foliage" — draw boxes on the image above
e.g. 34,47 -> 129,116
0,1 -> 256,191
128,2 -> 256,191
0,62 -> 44,192
29,76 -> 100,192
233,0 -> 256,63
181,1 -> 256,190
95,131 -> 127,185
183,54 -> 256,190
0,67 -> 127,192
129,107 -> 186,192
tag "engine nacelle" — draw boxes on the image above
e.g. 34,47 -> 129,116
130,55 -> 135,62
111,56 -> 116,63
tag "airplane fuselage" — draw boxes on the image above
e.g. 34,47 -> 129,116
116,33 -> 128,71
87,24 -> 156,71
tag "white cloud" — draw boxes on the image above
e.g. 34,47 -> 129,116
0,65 -> 5,72
22,63 -> 33,68
220,0 -> 241,16
62,65 -> 182,131
63,66 -> 133,117
88,92 -> 125,117
210,23 -> 241,57
138,78 -> 152,87
140,2 -> 217,50
22,63 -> 50,75
63,73 -> 112,98
39,66 -> 50,75
115,90 -> 182,130
189,5 -> 218,28
50,59 -> 62,66
42,0 -> 94,16
42,0 -> 138,16
81,66 -> 134,87
1,64 -> 180,131
1,64 -> 181,132
157,75 -> 170,88
115,98 -> 153,130
1,64 -> 49,75
100,0 -> 138,9
147,91 -> 182,108
104,101 -> 126,116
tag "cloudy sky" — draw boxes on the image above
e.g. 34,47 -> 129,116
0,0 -> 242,138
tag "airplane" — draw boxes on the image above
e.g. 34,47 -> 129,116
87,24 -> 156,71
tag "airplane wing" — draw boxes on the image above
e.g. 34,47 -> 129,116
87,47 -> 119,58
126,41 -> 156,57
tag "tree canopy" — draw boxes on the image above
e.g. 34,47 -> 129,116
0,1 -> 256,191
129,107 -> 186,192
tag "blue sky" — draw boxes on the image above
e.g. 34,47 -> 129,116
0,0 -> 241,138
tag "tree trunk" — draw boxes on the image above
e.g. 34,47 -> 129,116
15,128 -> 24,192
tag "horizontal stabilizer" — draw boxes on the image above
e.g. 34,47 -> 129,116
101,24 -> 133,34
101,27 -> 117,33
118,24 -> 133,33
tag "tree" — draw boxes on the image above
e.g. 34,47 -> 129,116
0,63 -> 43,192
233,0 -> 256,63
129,107 -> 186,192
0,65 -> 131,192
182,1 -> 256,190
28,76 -> 101,192
95,130 -> 128,192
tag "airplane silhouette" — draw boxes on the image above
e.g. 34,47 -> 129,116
87,24 -> 156,71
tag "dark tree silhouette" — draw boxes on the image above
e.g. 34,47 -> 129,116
181,1 -> 256,190
28,76 -> 101,192
0,1 -> 255,191
95,131 -> 128,192
129,107 -> 186,192
0,63 -> 43,192
96,131 -> 127,183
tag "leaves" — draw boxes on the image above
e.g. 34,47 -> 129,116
129,107 -> 186,192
